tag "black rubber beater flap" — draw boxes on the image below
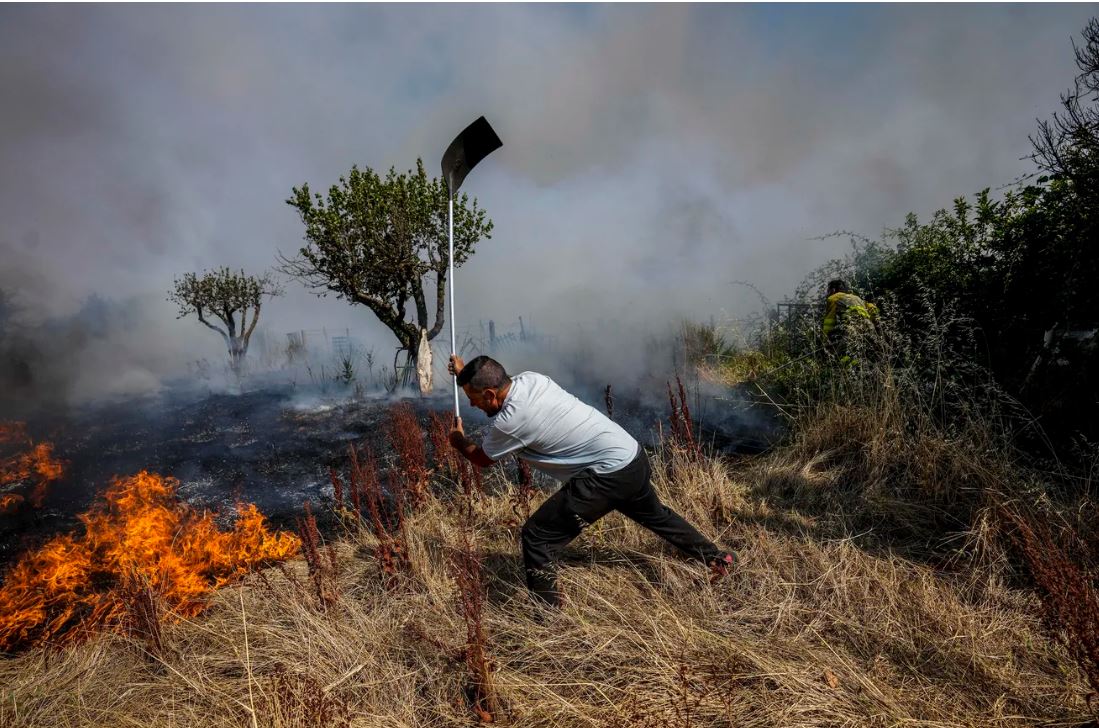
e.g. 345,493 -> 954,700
441,116 -> 502,194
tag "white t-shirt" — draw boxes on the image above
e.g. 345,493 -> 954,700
481,371 -> 640,482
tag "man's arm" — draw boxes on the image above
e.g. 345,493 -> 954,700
449,417 -> 496,468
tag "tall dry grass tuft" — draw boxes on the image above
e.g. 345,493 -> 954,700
120,571 -> 166,660
330,463 -> 360,516
347,444 -> 409,589
676,375 -> 694,445
387,402 -> 429,509
666,375 -> 699,456
295,501 -> 339,609
451,527 -> 500,723
328,467 -> 345,511
428,410 -> 459,479
667,382 -> 683,446
1000,505 -> 1099,710
428,409 -> 485,515
458,457 -> 485,502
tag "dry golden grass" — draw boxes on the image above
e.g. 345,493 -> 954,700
0,434 -> 1092,727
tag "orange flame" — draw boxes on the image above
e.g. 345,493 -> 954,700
0,494 -> 23,515
0,422 -> 30,446
0,470 -> 300,652
1,422 -> 65,509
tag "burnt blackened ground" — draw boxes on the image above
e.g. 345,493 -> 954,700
0,376 -> 781,572
2,383 -> 416,568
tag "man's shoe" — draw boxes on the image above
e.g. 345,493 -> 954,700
709,553 -> 735,584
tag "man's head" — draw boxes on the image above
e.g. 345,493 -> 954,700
456,355 -> 511,416
827,279 -> 849,296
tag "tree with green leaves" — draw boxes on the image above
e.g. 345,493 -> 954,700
168,268 -> 282,375
280,158 -> 493,387
790,18 -> 1099,458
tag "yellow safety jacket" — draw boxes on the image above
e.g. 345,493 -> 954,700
822,292 -> 878,339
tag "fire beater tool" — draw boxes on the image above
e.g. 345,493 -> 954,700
441,116 -> 502,416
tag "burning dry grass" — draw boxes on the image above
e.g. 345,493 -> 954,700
0,470 -> 300,653
0,433 -> 1092,726
0,421 -> 65,511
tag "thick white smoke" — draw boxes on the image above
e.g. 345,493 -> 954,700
0,5 -> 1092,411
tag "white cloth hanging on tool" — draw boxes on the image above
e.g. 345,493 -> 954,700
416,327 -> 433,395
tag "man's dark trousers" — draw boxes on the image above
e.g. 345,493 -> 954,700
520,448 -> 723,605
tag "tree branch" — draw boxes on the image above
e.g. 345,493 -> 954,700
197,309 -> 231,347
428,269 -> 446,341
413,281 -> 429,332
244,302 -> 261,343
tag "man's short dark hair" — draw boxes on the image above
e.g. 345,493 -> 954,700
456,355 -> 510,391
827,279 -> 849,295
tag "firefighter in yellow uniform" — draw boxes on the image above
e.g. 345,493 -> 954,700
822,279 -> 879,366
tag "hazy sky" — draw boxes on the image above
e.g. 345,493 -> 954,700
0,4 -> 1094,381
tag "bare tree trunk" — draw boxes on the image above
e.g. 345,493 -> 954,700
228,336 -> 247,377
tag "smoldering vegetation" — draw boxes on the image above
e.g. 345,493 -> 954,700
0,289 -> 781,580
0,286 -> 219,420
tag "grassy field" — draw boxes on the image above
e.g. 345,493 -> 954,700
0,389 -> 1093,726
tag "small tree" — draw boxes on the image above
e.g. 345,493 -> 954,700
280,159 -> 493,387
168,268 -> 281,375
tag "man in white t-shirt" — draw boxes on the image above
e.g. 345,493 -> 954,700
448,354 -> 734,606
